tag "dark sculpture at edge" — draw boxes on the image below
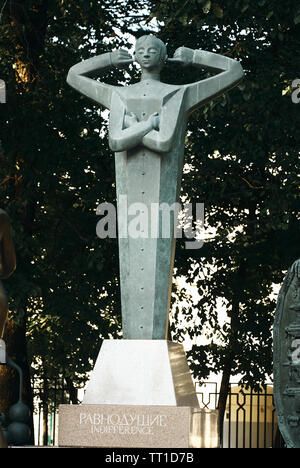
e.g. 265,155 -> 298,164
274,259 -> 300,448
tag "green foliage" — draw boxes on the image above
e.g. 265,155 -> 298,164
0,0 -> 299,398
148,0 -> 300,387
0,0 -> 149,386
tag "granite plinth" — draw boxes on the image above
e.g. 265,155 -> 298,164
58,404 -> 219,448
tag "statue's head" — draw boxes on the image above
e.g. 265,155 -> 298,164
134,35 -> 167,71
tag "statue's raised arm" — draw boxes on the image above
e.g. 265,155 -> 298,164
169,46 -> 244,113
66,49 -> 133,110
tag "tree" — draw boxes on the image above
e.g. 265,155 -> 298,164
1,0 -> 299,447
146,0 -> 300,443
0,0 -> 149,441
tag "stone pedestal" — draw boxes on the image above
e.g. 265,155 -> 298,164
58,340 -> 219,448
83,340 -> 199,407
58,404 -> 218,448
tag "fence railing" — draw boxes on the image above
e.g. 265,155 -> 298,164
195,382 -> 285,448
31,379 -> 286,448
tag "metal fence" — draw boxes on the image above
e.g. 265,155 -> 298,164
31,378 -> 286,448
195,382 -> 285,448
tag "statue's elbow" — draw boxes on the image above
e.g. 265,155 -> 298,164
109,139 -> 117,152
158,143 -> 172,153
109,137 -> 125,153
234,61 -> 244,82
66,69 -> 75,86
66,66 -> 81,88
156,136 -> 175,153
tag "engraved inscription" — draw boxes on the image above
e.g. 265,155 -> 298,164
79,412 -> 167,435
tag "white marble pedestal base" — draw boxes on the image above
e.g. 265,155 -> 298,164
83,340 -> 199,407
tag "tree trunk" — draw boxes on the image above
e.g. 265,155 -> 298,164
217,296 -> 240,447
217,356 -> 232,447
66,377 -> 78,405
42,372 -> 49,446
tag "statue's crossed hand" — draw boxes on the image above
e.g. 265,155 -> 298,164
124,112 -> 138,128
124,112 -> 160,131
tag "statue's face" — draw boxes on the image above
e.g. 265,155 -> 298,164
135,38 -> 163,70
